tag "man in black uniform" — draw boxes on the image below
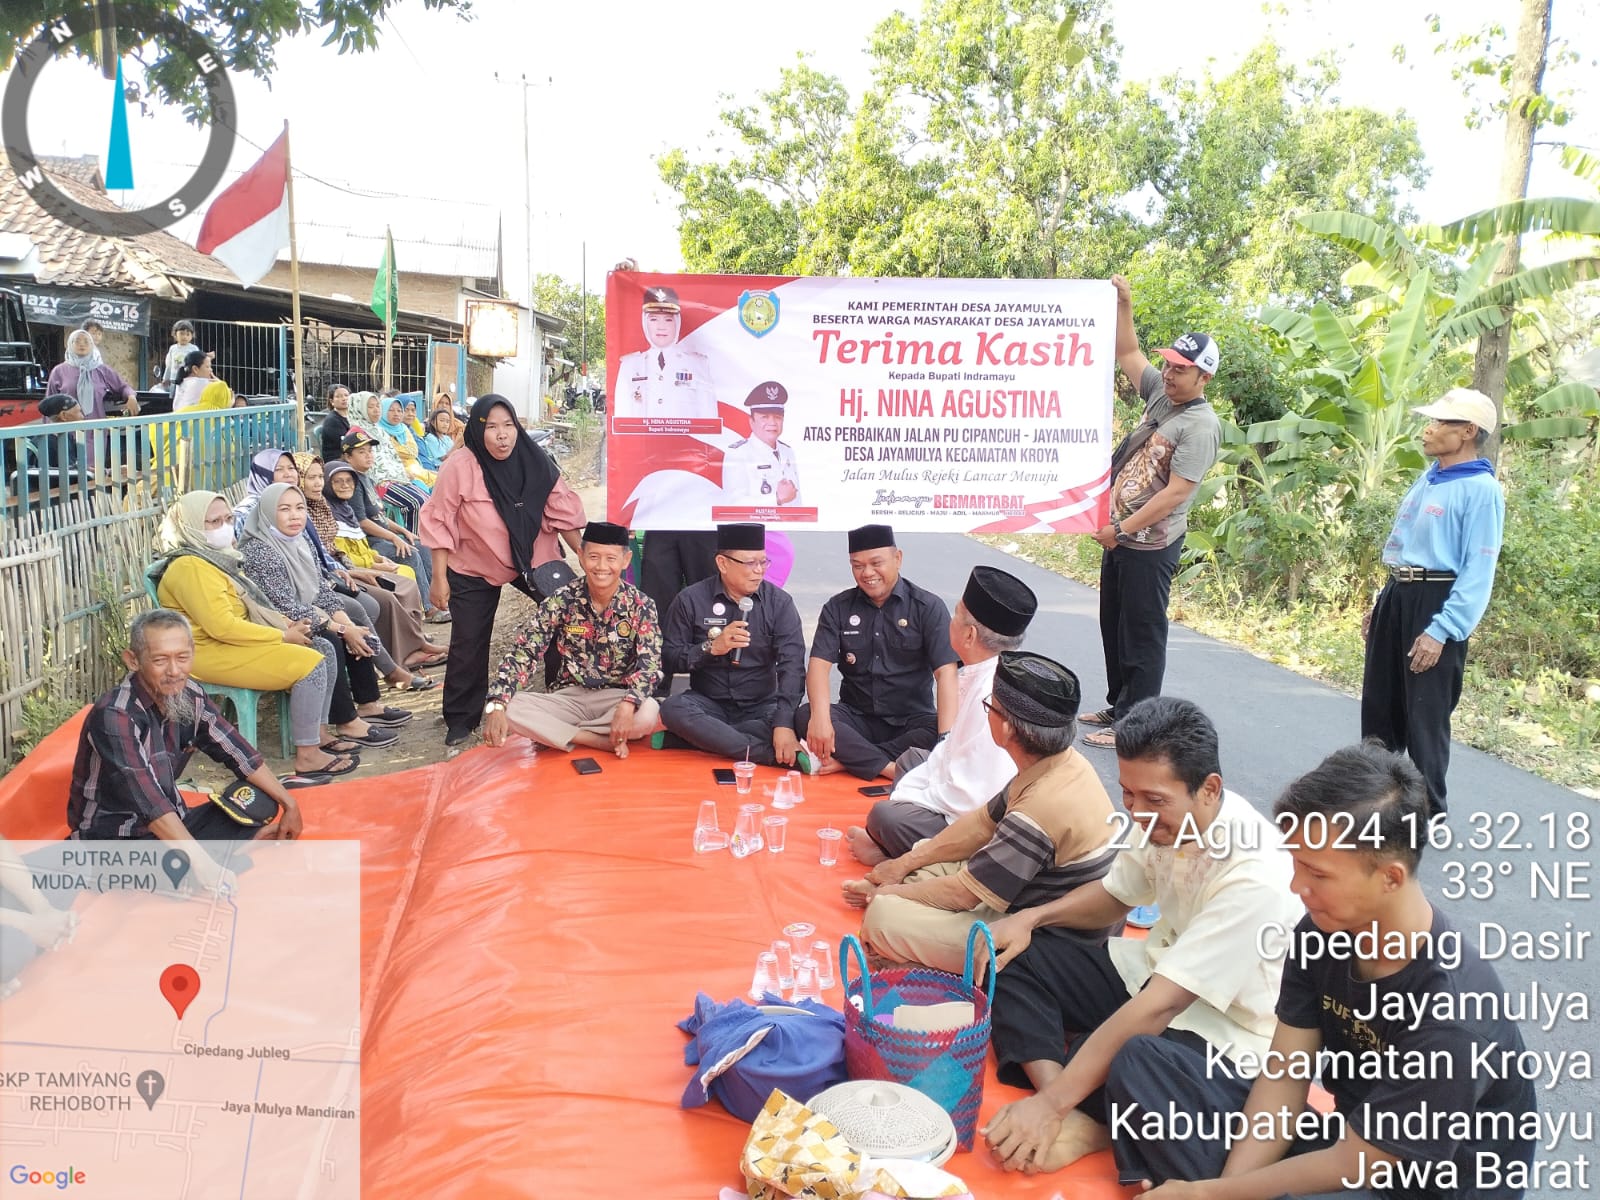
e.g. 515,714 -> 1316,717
795,525 -> 959,779
659,523 -> 807,767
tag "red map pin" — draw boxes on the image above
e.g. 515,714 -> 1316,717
160,964 -> 201,1019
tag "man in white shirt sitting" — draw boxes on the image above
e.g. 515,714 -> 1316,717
847,565 -> 1037,865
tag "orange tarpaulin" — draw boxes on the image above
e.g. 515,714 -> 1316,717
1,719 -> 1133,1199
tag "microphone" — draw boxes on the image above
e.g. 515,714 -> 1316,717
731,595 -> 754,665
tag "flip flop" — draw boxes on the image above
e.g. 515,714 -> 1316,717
1078,708 -> 1116,727
320,738 -> 361,753
426,609 -> 453,625
392,675 -> 439,692
1081,728 -> 1118,750
280,772 -> 331,789
302,753 -> 359,775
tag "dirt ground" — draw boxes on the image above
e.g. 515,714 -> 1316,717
181,477 -> 605,794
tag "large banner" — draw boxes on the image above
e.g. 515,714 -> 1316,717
605,273 -> 1115,533
18,285 -> 151,335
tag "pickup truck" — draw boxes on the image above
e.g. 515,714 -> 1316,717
0,285 -> 47,427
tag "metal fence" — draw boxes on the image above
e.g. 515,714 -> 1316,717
186,319 -> 290,399
301,324 -> 431,405
0,406 -> 296,767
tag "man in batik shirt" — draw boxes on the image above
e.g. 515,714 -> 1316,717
483,522 -> 663,758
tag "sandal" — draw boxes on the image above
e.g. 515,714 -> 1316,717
405,650 -> 450,669
1078,708 -> 1116,727
426,608 -> 453,625
320,738 -> 361,753
1081,728 -> 1118,750
302,752 -> 359,776
392,674 -> 439,692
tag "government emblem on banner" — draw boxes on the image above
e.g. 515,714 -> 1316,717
738,290 -> 780,338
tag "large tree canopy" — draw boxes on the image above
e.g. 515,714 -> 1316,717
659,0 -> 1427,310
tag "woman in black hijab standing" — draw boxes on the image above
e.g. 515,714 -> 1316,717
420,395 -> 587,747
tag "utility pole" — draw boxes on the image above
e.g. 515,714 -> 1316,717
492,72 -> 551,308
581,241 -> 587,367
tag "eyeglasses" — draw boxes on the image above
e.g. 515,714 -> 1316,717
721,555 -> 771,570
981,698 -> 1007,721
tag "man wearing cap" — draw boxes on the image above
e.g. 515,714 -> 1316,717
340,429 -> 438,610
31,393 -> 85,476
1360,388 -> 1504,817
794,525 -> 957,780
722,381 -> 802,506
843,651 -> 1119,976
482,522 -> 664,758
659,523 -> 807,766
613,286 -> 718,421
1080,275 -> 1222,751
849,565 -> 1038,863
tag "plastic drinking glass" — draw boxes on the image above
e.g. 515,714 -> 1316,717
785,770 -> 806,804
770,775 -> 797,810
749,950 -> 779,1001
782,921 -> 815,960
733,760 -> 756,795
730,803 -> 765,857
818,827 -> 843,866
770,940 -> 795,990
811,940 -> 835,989
694,799 -> 729,852
762,815 -> 789,853
791,957 -> 823,1003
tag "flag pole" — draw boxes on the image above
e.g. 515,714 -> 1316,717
283,120 -> 306,448
382,226 -> 394,391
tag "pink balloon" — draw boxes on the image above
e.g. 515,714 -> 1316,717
765,531 -> 795,588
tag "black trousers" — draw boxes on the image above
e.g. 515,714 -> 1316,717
991,929 -> 1132,1119
326,635 -> 380,725
660,693 -> 783,765
1105,1034 -> 1370,1198
1099,538 -> 1184,719
793,702 -> 938,779
442,568 -> 538,737
640,530 -> 720,616
1360,579 -> 1467,815
864,798 -> 949,858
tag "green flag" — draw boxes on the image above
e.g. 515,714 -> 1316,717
371,226 -> 397,334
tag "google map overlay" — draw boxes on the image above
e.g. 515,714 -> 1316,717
1,840 -> 359,1198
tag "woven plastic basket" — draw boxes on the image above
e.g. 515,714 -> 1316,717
839,923 -> 995,1150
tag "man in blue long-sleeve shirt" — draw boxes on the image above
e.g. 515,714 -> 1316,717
1361,388 -> 1505,816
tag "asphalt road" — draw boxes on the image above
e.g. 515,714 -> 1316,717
784,530 -> 1596,1196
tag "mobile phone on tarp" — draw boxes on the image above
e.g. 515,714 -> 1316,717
712,768 -> 736,785
858,785 -> 892,797
572,757 -> 602,775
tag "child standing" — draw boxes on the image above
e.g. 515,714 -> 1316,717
162,320 -> 196,389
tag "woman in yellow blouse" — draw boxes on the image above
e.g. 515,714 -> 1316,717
153,491 -> 366,775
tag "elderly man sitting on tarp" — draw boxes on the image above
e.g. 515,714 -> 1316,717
841,651 -> 1120,975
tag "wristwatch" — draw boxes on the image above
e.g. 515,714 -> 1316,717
484,700 -> 506,714
1111,520 -> 1125,539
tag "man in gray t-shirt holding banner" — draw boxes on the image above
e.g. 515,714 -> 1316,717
1080,275 -> 1222,752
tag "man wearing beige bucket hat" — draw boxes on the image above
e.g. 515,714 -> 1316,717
1361,387 -> 1505,818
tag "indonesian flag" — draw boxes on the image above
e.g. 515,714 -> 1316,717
195,132 -> 290,287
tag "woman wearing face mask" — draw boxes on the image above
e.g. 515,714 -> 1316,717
237,483 -> 413,747
420,393 -> 587,747
153,492 -> 360,775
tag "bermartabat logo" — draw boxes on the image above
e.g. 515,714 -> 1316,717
1,4 -> 238,236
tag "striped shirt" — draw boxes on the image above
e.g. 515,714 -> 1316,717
68,674 -> 262,839
960,747 -> 1117,913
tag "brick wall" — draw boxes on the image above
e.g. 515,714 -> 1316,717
257,263 -> 465,322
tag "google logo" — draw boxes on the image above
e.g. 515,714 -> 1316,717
8,1165 -> 85,1188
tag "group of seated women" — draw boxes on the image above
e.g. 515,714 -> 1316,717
150,445 -> 451,778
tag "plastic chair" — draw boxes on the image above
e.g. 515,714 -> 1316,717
142,563 -> 295,759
